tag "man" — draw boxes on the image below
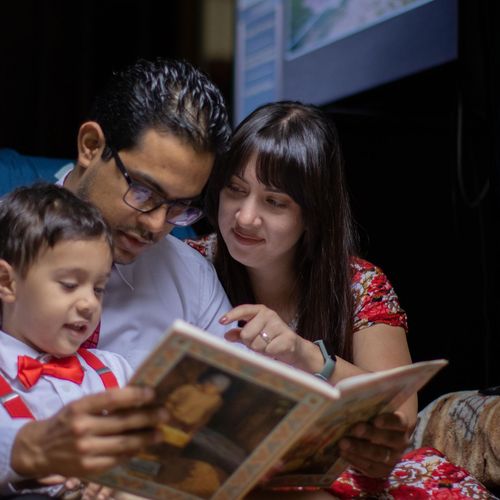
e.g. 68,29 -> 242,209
64,57 -> 233,368
2,58 -> 234,489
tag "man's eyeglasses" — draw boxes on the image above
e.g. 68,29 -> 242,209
110,147 -> 204,227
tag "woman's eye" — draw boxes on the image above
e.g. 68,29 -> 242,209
226,183 -> 245,194
267,198 -> 286,208
94,286 -> 106,297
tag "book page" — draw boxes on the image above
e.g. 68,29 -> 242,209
266,360 -> 448,488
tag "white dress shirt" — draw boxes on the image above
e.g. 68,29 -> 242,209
0,330 -> 133,488
100,233 -> 232,369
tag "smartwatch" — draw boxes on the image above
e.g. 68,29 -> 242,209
313,339 -> 336,381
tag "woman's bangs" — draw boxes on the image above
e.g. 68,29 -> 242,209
254,139 -> 307,206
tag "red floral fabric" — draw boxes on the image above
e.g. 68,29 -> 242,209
328,447 -> 492,498
351,257 -> 408,333
274,448 -> 492,498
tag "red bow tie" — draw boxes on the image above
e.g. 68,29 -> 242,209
17,355 -> 84,389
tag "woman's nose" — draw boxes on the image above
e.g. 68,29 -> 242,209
235,198 -> 261,227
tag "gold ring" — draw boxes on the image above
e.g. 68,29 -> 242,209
260,331 -> 271,344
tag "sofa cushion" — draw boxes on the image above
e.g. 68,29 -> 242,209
411,390 -> 500,490
0,148 -> 72,195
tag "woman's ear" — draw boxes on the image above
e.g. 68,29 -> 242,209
0,260 -> 17,303
77,121 -> 106,168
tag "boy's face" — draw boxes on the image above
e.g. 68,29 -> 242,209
5,237 -> 112,357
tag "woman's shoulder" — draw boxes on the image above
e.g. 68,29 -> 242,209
351,256 -> 382,274
350,256 -> 389,288
185,233 -> 218,263
350,256 -> 408,332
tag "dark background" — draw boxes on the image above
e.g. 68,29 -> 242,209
1,0 -> 498,406
0,0 -> 232,158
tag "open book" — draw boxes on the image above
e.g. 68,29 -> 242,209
90,319 -> 447,500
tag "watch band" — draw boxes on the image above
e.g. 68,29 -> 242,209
313,339 -> 336,381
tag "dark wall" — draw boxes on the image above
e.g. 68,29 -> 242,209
326,0 -> 500,405
0,0 -> 204,158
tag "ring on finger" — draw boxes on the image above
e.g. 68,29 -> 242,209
383,448 -> 391,464
259,331 -> 271,345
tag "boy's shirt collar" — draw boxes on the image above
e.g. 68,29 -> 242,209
0,330 -> 50,380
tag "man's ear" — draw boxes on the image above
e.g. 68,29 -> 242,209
0,260 -> 17,303
77,121 -> 106,169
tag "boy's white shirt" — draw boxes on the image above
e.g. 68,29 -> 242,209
0,329 -> 133,489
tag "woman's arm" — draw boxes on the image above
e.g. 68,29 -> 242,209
337,323 -> 416,478
352,323 -> 417,427
221,307 -> 416,478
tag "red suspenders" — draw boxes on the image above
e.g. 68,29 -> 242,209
0,375 -> 35,419
77,348 -> 119,389
0,348 -> 119,420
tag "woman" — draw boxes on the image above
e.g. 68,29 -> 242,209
188,101 -> 490,498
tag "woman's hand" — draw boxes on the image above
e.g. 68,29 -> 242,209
220,304 -> 308,366
338,411 -> 411,478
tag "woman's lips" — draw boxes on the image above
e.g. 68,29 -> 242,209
232,228 -> 264,245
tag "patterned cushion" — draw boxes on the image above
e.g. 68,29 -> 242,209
411,390 -> 500,489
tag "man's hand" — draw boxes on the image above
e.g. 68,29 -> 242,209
11,386 -> 168,479
338,411 -> 411,478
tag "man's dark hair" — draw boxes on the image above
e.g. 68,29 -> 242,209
89,58 -> 231,159
0,183 -> 113,278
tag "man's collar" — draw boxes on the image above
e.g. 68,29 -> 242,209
112,263 -> 135,290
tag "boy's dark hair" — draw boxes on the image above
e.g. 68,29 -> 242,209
89,58 -> 231,159
0,183 -> 113,278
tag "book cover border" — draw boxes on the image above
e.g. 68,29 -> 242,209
94,332 -> 328,499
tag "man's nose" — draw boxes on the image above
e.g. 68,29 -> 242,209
138,204 -> 170,232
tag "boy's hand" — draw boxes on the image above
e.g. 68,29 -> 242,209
11,386 -> 168,478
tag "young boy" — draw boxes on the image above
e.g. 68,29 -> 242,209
0,183 -> 133,496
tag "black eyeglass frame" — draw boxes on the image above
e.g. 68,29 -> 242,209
109,147 -> 204,227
